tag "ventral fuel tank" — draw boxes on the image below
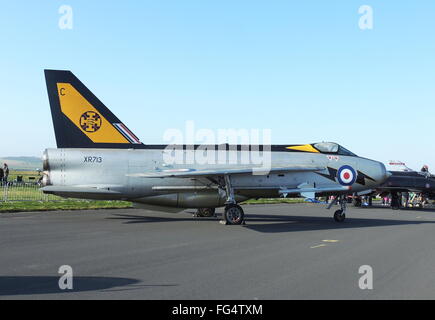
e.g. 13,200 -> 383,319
134,192 -> 249,208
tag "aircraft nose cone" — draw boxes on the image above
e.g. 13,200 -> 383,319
378,162 -> 389,183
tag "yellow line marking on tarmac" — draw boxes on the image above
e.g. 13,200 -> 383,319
322,240 -> 339,243
310,244 -> 327,249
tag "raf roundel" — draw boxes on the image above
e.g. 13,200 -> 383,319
337,165 -> 357,186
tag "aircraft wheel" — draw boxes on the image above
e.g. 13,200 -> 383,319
333,209 -> 346,222
196,208 -> 215,217
224,204 -> 244,225
195,208 -> 204,217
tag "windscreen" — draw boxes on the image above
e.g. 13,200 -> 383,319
313,142 -> 357,156
313,142 -> 339,153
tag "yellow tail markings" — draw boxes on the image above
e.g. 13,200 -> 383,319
57,83 -> 129,144
286,145 -> 320,153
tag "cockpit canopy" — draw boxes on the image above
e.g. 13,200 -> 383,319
312,142 -> 357,157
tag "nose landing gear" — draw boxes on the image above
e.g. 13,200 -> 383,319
334,209 -> 346,222
328,195 -> 347,222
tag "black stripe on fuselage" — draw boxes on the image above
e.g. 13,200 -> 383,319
66,143 -> 360,156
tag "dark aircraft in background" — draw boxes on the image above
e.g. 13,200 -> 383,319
353,167 -> 435,210
377,170 -> 435,209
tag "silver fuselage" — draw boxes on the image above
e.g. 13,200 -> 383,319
42,147 -> 388,208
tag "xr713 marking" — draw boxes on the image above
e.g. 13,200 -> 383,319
84,156 -> 102,163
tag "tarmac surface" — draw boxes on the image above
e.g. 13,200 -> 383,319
1,203 -> 435,300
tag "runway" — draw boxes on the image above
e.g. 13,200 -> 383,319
1,203 -> 435,299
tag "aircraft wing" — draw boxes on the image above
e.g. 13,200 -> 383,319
128,165 -> 325,178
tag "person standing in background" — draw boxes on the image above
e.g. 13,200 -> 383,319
0,166 -> 3,186
3,163 -> 9,184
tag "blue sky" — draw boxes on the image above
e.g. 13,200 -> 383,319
0,1 -> 434,171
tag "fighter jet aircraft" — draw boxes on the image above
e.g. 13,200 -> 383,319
351,161 -> 435,209
377,170 -> 435,209
41,70 -> 388,224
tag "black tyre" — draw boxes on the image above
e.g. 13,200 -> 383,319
224,204 -> 244,225
196,208 -> 215,217
195,208 -> 206,217
201,208 -> 215,217
333,209 -> 346,222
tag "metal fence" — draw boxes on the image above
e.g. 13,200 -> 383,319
1,182 -> 62,202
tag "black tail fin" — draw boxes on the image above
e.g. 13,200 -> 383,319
44,70 -> 142,148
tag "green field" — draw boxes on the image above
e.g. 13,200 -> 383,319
7,170 -> 41,183
242,198 -> 308,205
0,200 -> 132,213
0,179 -> 133,212
1,180 -> 63,202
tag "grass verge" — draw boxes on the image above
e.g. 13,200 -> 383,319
242,198 -> 308,205
0,200 -> 133,213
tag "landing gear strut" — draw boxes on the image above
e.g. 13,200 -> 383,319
221,175 -> 245,225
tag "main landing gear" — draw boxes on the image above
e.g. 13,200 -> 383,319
196,205 -> 244,225
223,204 -> 245,225
194,175 -> 245,225
328,195 -> 347,223
222,175 -> 245,225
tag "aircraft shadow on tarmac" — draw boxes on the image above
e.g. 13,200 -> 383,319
0,276 -> 178,296
241,214 -> 435,233
108,212 -> 435,234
